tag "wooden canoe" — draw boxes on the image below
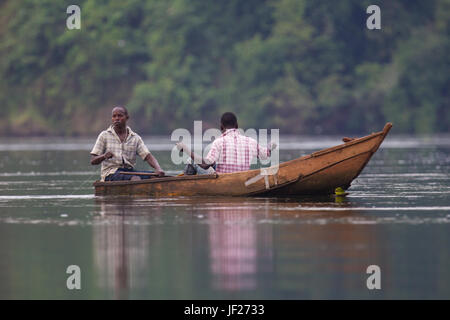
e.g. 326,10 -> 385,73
93,123 -> 392,197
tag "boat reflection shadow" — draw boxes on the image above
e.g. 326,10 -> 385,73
206,198 -> 274,292
92,198 -> 161,299
201,196 -> 375,297
90,195 -> 372,298
264,198 -> 381,298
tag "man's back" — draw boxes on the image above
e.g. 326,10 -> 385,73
205,129 -> 270,173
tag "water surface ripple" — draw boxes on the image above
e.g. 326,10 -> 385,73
0,135 -> 449,299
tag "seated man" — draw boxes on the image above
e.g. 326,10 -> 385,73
90,106 -> 164,181
177,112 -> 276,174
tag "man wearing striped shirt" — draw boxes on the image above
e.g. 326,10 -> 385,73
177,112 -> 276,174
90,106 -> 164,181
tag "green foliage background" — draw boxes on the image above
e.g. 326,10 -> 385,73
0,0 -> 449,135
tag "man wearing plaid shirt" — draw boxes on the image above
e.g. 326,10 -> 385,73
177,112 -> 276,174
90,106 -> 164,181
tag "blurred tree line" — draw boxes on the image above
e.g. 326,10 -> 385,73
0,0 -> 448,136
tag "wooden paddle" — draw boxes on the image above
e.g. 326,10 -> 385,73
120,172 -> 161,176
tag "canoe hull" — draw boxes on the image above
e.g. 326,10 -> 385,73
94,123 -> 392,197
259,151 -> 371,196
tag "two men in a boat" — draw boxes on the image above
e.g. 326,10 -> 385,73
176,112 -> 276,175
90,106 -> 165,181
91,108 -> 275,181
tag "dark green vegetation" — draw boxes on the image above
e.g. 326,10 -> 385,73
0,0 -> 449,136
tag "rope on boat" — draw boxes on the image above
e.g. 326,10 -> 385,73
245,166 -> 279,190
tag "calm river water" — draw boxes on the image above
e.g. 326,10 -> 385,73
0,135 -> 449,299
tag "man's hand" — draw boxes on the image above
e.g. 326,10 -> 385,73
155,170 -> 165,177
176,142 -> 187,152
91,152 -> 113,165
104,151 -> 114,159
269,142 -> 277,151
144,153 -> 165,177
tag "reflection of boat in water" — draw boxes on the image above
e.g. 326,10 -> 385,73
91,196 -> 375,298
207,200 -> 274,291
94,123 -> 392,197
91,197 -> 276,297
93,199 -> 155,299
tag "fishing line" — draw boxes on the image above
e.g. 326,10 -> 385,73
65,170 -> 99,197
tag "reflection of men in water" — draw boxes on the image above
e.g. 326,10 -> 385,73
93,199 -> 154,299
208,200 -> 274,291
90,106 -> 164,181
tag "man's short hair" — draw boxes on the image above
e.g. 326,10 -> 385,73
220,112 -> 238,129
112,106 -> 129,116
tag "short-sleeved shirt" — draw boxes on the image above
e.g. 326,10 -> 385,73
205,128 -> 271,173
90,126 -> 150,181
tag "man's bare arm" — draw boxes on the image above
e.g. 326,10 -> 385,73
144,153 -> 165,176
176,143 -> 214,169
90,152 -> 113,165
